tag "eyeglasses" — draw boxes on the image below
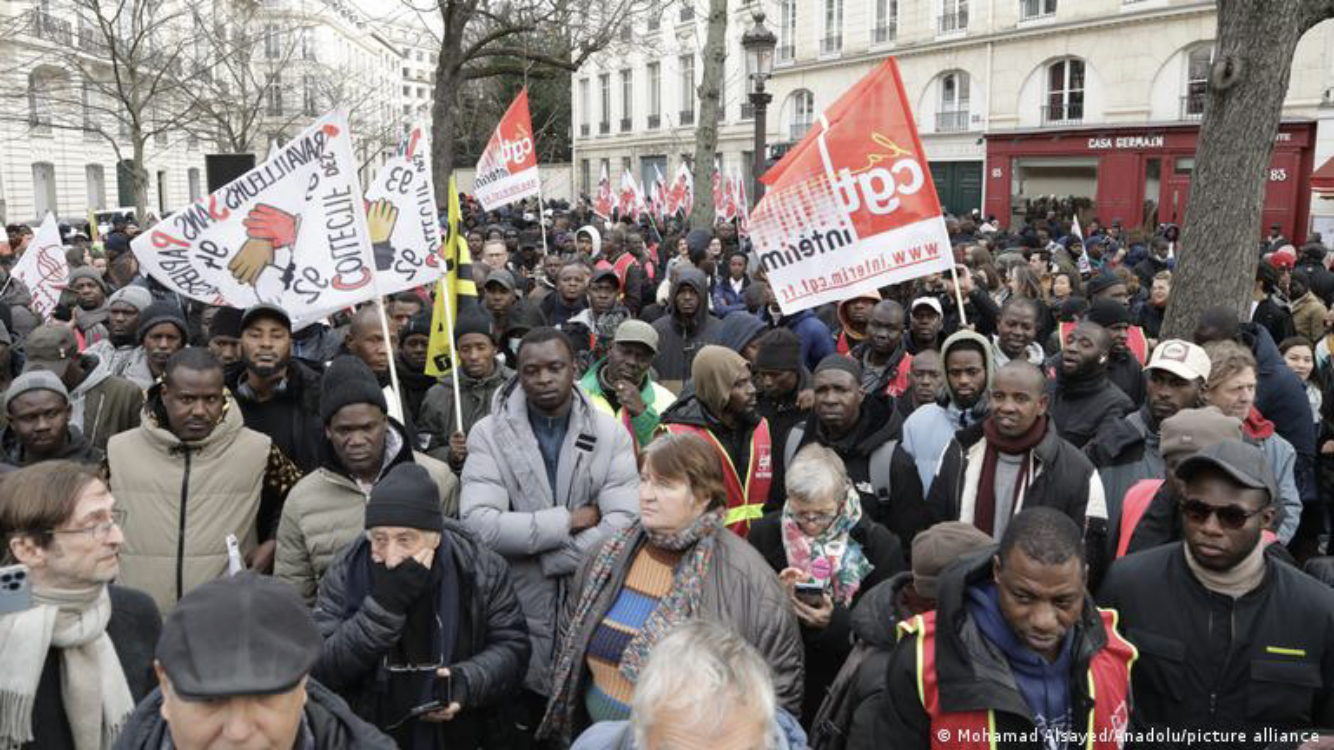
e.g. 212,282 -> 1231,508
1179,499 -> 1265,530
792,511 -> 836,525
48,508 -> 126,540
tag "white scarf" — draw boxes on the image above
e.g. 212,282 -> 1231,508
0,584 -> 133,750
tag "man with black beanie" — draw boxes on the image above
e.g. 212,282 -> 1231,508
205,305 -> 243,366
312,462 -> 531,749
1086,298 -> 1145,408
131,300 -> 188,388
395,313 -> 436,425
419,308 -> 514,472
754,328 -> 810,451
275,355 -> 458,605
1047,320 -> 1132,449
223,303 -> 324,473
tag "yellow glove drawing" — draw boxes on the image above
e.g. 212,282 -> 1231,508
229,238 -> 275,286
366,199 -> 399,245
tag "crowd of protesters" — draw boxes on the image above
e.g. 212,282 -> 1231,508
2,197 -> 1334,750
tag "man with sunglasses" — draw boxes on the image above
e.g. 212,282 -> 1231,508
0,461 -> 160,750
313,462 -> 530,749
1099,440 -> 1334,746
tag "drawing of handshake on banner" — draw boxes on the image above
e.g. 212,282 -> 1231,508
229,204 -> 302,286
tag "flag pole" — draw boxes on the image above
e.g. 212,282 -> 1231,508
440,277 -> 465,434
374,297 -> 406,423
948,262 -> 970,328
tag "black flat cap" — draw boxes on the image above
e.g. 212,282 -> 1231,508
156,573 -> 320,700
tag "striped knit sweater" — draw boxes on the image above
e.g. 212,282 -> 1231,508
583,544 -> 683,722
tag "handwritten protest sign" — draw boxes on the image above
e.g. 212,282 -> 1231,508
130,111 -> 379,329
751,59 -> 953,315
11,213 -> 67,318
365,124 -> 445,297
473,89 -> 541,211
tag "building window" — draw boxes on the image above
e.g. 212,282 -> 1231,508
939,0 -> 967,34
264,24 -> 280,58
32,162 -> 57,218
599,73 -> 611,134
788,89 -> 815,141
778,0 -> 796,62
647,62 -> 661,128
679,54 -> 695,124
1044,58 -> 1084,125
679,1 -> 694,22
581,159 -> 590,195
187,167 -> 202,202
579,78 -> 590,136
821,0 -> 843,55
620,69 -> 633,132
267,73 -> 283,116
872,0 -> 897,43
937,71 -> 970,132
86,164 -> 105,211
303,75 -> 318,116
301,30 -> 314,60
1019,0 -> 1056,20
1183,45 -> 1211,119
28,70 -> 54,134
647,0 -> 661,31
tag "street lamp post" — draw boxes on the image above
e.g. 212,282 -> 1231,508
743,10 -> 776,202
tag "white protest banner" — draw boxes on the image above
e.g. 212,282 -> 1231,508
131,111 -> 379,329
473,89 -> 541,211
365,124 -> 445,296
11,213 -> 67,318
751,59 -> 953,315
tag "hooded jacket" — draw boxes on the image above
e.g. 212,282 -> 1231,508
461,381 -> 639,695
882,549 -> 1130,750
650,268 -> 720,391
1291,290 -> 1328,345
715,311 -> 769,354
108,391 -> 273,612
66,353 -> 143,451
419,361 -> 515,465
274,420 -> 460,605
902,330 -> 995,494
113,679 -> 396,750
0,423 -> 101,468
312,522 -> 531,749
773,309 -> 837,373
0,273 -> 39,341
224,357 -> 324,473
769,393 -> 931,545
1243,323 -> 1317,504
576,225 -> 602,259
1098,542 -> 1334,747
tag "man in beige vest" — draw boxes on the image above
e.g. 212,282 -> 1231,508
108,347 -> 303,611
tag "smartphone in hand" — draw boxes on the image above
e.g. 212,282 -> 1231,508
0,564 -> 33,615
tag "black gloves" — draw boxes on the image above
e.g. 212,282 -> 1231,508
370,557 -> 432,615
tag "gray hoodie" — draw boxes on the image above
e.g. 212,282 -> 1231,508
901,330 -> 996,493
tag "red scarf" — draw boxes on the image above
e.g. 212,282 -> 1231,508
1243,407 -> 1275,439
974,415 -> 1048,535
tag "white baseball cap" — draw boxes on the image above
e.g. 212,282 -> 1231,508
1147,339 -> 1211,382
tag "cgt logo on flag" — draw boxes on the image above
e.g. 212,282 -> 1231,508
751,58 -> 953,314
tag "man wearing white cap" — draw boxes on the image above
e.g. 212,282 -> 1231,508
1086,339 -> 1212,556
906,297 -> 944,354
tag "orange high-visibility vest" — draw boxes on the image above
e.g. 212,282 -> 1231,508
664,419 -> 772,537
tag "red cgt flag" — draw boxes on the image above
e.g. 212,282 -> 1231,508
751,58 -> 953,314
473,88 -> 541,211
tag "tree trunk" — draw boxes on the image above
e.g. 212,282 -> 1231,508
132,136 -> 149,219
431,64 -> 461,206
1161,0 -> 1320,339
689,0 -> 727,230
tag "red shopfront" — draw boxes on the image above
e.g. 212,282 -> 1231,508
983,121 -> 1316,245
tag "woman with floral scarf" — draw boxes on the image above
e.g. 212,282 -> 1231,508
747,443 -> 907,726
536,433 -> 803,748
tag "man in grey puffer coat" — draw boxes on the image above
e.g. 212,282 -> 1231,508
461,327 -> 638,719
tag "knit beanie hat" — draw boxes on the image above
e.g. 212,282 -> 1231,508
402,313 -> 432,342
1086,298 -> 1131,327
320,355 -> 387,424
1085,271 -> 1123,297
67,266 -> 107,294
754,329 -> 802,372
453,307 -> 495,344
692,345 -> 749,416
814,353 -> 863,381
364,463 -> 443,532
137,300 -> 188,343
209,307 -> 244,340
108,285 -> 153,313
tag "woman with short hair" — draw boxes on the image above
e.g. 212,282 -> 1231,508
537,433 -> 802,748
